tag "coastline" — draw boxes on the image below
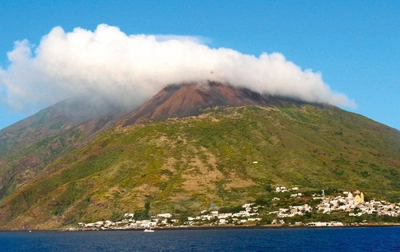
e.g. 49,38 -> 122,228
2,222 -> 400,232
71,223 -> 400,231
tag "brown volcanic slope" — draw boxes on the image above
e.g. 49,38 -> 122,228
124,82 -> 292,126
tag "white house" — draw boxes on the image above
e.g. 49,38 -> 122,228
157,213 -> 172,218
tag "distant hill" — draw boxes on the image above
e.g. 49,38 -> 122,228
0,82 -> 399,230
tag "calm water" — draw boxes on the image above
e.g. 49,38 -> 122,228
1,227 -> 400,251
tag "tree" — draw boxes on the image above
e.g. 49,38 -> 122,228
143,202 -> 151,218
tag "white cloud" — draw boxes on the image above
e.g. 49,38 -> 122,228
0,24 -> 355,111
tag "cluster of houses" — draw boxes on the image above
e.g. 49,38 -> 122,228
314,190 -> 400,217
76,203 -> 262,231
267,187 -> 400,226
77,213 -> 178,230
186,203 -> 261,225
269,204 -> 312,218
74,187 -> 400,230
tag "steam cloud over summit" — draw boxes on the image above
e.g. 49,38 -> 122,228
0,24 -> 355,111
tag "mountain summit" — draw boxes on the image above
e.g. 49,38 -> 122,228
124,82 -> 299,125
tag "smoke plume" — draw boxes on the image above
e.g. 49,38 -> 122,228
0,24 -> 355,111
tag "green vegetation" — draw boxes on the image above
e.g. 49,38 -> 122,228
0,104 -> 399,230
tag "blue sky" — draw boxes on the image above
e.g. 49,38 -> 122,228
0,0 -> 399,130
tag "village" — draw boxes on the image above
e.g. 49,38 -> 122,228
73,187 -> 400,231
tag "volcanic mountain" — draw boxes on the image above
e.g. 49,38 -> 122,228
0,82 -> 399,230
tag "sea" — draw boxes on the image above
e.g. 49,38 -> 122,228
1,226 -> 400,251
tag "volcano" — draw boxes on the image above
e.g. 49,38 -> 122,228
0,81 -> 399,230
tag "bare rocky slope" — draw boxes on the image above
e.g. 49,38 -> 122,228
123,82 -> 295,125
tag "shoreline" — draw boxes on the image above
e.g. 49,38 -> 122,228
2,223 -> 400,232
72,223 -> 400,231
